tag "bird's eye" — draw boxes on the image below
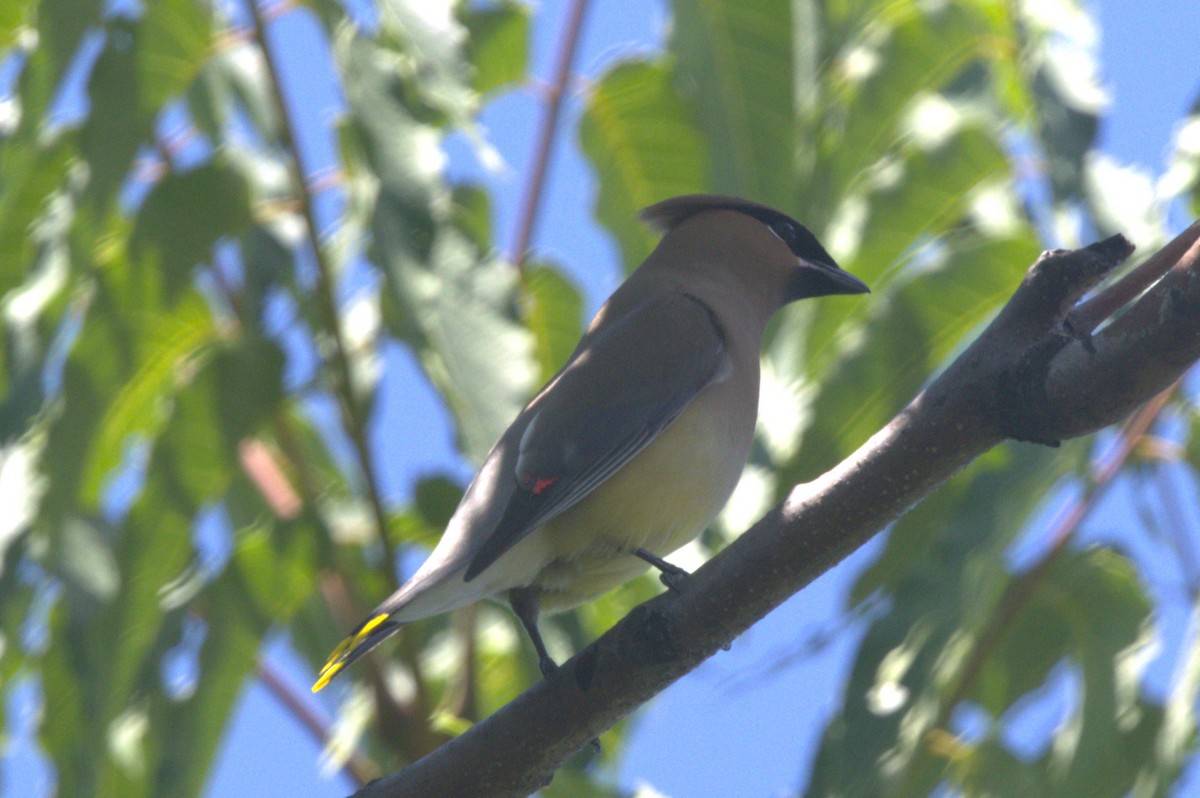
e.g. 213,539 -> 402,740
768,219 -> 797,247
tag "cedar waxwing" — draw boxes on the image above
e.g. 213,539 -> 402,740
313,194 -> 868,691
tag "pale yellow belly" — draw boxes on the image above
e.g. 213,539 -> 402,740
529,383 -> 754,611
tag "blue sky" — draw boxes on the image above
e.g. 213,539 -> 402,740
6,1 -> 1200,796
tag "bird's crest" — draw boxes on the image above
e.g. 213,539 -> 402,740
639,194 -> 792,233
640,194 -> 837,268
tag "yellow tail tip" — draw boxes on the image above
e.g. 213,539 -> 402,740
311,665 -> 341,693
311,613 -> 392,693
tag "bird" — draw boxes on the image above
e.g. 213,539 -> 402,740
313,194 -> 868,691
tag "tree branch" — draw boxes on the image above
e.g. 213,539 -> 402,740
355,227 -> 1200,797
507,0 -> 592,269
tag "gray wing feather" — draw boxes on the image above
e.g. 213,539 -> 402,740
464,292 -> 727,580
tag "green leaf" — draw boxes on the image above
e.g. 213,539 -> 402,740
0,0 -> 31,49
851,442 -> 1079,605
375,0 -> 477,126
843,126 -> 1016,284
0,137 -> 75,298
803,439 -> 1079,798
449,183 -> 492,252
521,261 -> 584,385
670,0 -> 795,208
461,1 -> 530,98
579,60 -> 708,272
80,21 -> 145,209
776,227 -> 1039,485
150,521 -> 318,798
239,224 -> 292,330
540,768 -> 628,798
139,0 -> 212,117
953,739 -> 1053,797
818,1 -> 1001,216
149,593 -> 259,798
40,494 -> 194,797
338,31 -> 536,459
226,520 -> 321,628
0,536 -> 36,686
36,0 -> 104,106
39,328 -> 287,794
38,232 -> 169,515
82,2 -> 213,210
49,516 -> 121,604
414,474 -> 464,532
131,161 -> 253,297
163,336 -> 286,504
79,290 -> 217,504
792,124 -> 1021,404
1036,549 -> 1158,797
374,189 -> 535,462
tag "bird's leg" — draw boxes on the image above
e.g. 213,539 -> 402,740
634,548 -> 690,592
508,587 -> 558,679
509,587 -> 601,754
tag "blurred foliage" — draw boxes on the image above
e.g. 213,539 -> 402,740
1,0 -> 1199,796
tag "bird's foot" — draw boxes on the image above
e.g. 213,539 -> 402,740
634,548 -> 691,592
538,654 -> 559,680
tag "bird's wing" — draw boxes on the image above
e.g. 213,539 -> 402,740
464,291 -> 728,581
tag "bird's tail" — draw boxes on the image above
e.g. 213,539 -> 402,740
311,613 -> 400,692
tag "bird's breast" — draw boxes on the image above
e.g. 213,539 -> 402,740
532,375 -> 757,609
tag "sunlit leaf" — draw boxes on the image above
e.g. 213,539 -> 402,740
375,0 -> 476,126
522,261 -> 583,384
374,194 -> 535,461
0,0 -> 32,49
579,60 -> 708,272
461,1 -> 530,98
1133,595 -> 1200,798
78,290 -> 216,504
818,1 -> 1001,214
777,227 -> 1039,485
670,0 -> 795,208
139,0 -> 212,117
0,138 -> 74,297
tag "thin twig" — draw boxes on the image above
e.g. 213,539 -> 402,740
248,0 -> 397,581
447,604 -> 480,722
507,0 -> 592,269
258,659 -> 380,786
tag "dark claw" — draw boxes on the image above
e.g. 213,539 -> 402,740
634,548 -> 691,592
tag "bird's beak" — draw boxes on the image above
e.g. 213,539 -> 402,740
789,258 -> 870,299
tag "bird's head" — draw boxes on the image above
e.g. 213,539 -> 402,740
640,194 -> 869,312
